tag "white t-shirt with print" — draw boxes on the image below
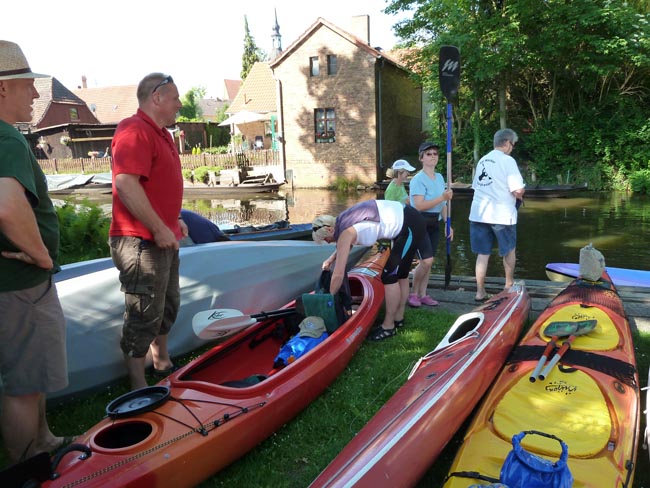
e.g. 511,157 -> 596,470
469,149 -> 525,225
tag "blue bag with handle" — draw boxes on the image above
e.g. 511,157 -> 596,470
500,430 -> 573,488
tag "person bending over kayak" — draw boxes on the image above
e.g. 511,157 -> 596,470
312,199 -> 428,341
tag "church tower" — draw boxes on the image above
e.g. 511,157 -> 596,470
269,8 -> 282,61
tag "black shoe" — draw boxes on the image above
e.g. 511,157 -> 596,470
368,327 -> 396,341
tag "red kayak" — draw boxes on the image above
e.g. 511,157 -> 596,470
310,281 -> 531,488
42,249 -> 388,488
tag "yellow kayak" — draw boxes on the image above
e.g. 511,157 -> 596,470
444,274 -> 640,488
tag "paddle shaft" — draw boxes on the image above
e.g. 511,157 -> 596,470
440,46 -> 459,288
539,335 -> 576,380
529,335 -> 557,382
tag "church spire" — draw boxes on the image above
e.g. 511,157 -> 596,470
269,8 -> 282,61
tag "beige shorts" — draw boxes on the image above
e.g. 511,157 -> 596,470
0,277 -> 68,395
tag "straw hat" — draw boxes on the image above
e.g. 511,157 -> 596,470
0,41 -> 46,80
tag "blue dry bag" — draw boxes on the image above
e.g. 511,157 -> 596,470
500,430 -> 573,488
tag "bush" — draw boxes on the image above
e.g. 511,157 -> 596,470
629,169 -> 650,194
56,202 -> 110,264
193,166 -> 224,184
331,176 -> 364,192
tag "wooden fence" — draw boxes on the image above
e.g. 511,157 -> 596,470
38,149 -> 281,174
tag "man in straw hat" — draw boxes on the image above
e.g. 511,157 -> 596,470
0,40 -> 75,462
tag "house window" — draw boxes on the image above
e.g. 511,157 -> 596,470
327,55 -> 337,75
70,108 -> 79,120
314,108 -> 336,143
310,56 -> 320,77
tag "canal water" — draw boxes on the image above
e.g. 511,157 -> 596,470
62,189 -> 650,281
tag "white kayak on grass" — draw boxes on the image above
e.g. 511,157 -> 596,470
45,240 -> 367,403
545,262 -> 650,288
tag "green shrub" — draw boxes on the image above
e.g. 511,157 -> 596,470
56,202 -> 110,264
331,176 -> 364,192
193,166 -> 224,183
629,169 -> 650,194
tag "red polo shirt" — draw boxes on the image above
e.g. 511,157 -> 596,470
109,109 -> 183,240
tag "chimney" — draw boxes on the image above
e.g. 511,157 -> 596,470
350,15 -> 370,45
82,75 -> 87,89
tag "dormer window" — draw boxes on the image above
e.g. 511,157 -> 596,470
70,107 -> 79,121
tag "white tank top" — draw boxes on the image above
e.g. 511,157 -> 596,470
352,200 -> 404,245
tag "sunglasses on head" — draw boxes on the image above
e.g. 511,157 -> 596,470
152,75 -> 173,94
312,225 -> 329,233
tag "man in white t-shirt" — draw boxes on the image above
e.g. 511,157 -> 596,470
469,128 -> 525,301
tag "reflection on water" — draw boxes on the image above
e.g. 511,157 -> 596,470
59,189 -> 650,281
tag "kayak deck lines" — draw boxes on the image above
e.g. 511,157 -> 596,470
54,398 -> 266,487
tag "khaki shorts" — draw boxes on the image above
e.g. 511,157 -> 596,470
0,277 -> 68,395
109,236 -> 180,358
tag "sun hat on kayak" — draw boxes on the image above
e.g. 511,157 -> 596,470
312,215 -> 336,244
0,40 -> 47,80
298,316 -> 326,338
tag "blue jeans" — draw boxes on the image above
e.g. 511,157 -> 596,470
470,221 -> 517,256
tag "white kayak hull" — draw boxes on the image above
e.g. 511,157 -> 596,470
47,241 -> 366,402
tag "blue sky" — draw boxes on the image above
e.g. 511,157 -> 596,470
8,0 -> 407,98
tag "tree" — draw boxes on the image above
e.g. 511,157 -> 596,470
241,15 -> 265,80
178,86 -> 206,121
387,0 -> 650,188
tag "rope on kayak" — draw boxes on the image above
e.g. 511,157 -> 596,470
53,400 -> 266,488
508,345 -> 637,389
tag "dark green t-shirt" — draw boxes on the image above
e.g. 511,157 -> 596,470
0,120 -> 60,291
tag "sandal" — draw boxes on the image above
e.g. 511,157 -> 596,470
368,327 -> 396,341
394,319 -> 405,328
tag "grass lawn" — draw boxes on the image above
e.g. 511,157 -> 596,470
2,307 -> 649,487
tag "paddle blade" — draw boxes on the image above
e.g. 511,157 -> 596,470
192,309 -> 255,340
544,319 -> 597,337
439,46 -> 461,101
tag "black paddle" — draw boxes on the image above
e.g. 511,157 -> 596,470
439,45 -> 460,289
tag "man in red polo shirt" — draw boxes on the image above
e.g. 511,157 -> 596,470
109,73 -> 187,390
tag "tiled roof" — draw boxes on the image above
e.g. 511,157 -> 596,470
73,85 -> 139,124
223,79 -> 242,101
198,98 -> 228,121
269,17 -> 405,72
32,77 -> 93,127
226,63 -> 276,114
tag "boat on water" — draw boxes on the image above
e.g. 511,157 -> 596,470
310,282 -> 531,488
448,182 -> 588,198
46,172 -> 284,195
546,262 -> 650,288
376,180 -> 587,198
46,241 -> 368,403
443,272 -> 640,488
224,221 -> 312,241
41,249 -> 389,488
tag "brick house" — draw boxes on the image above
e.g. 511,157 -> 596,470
18,77 -> 115,160
270,16 -> 423,188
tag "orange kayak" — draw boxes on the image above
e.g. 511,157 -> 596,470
310,281 -> 531,488
444,273 -> 640,488
43,249 -> 388,488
